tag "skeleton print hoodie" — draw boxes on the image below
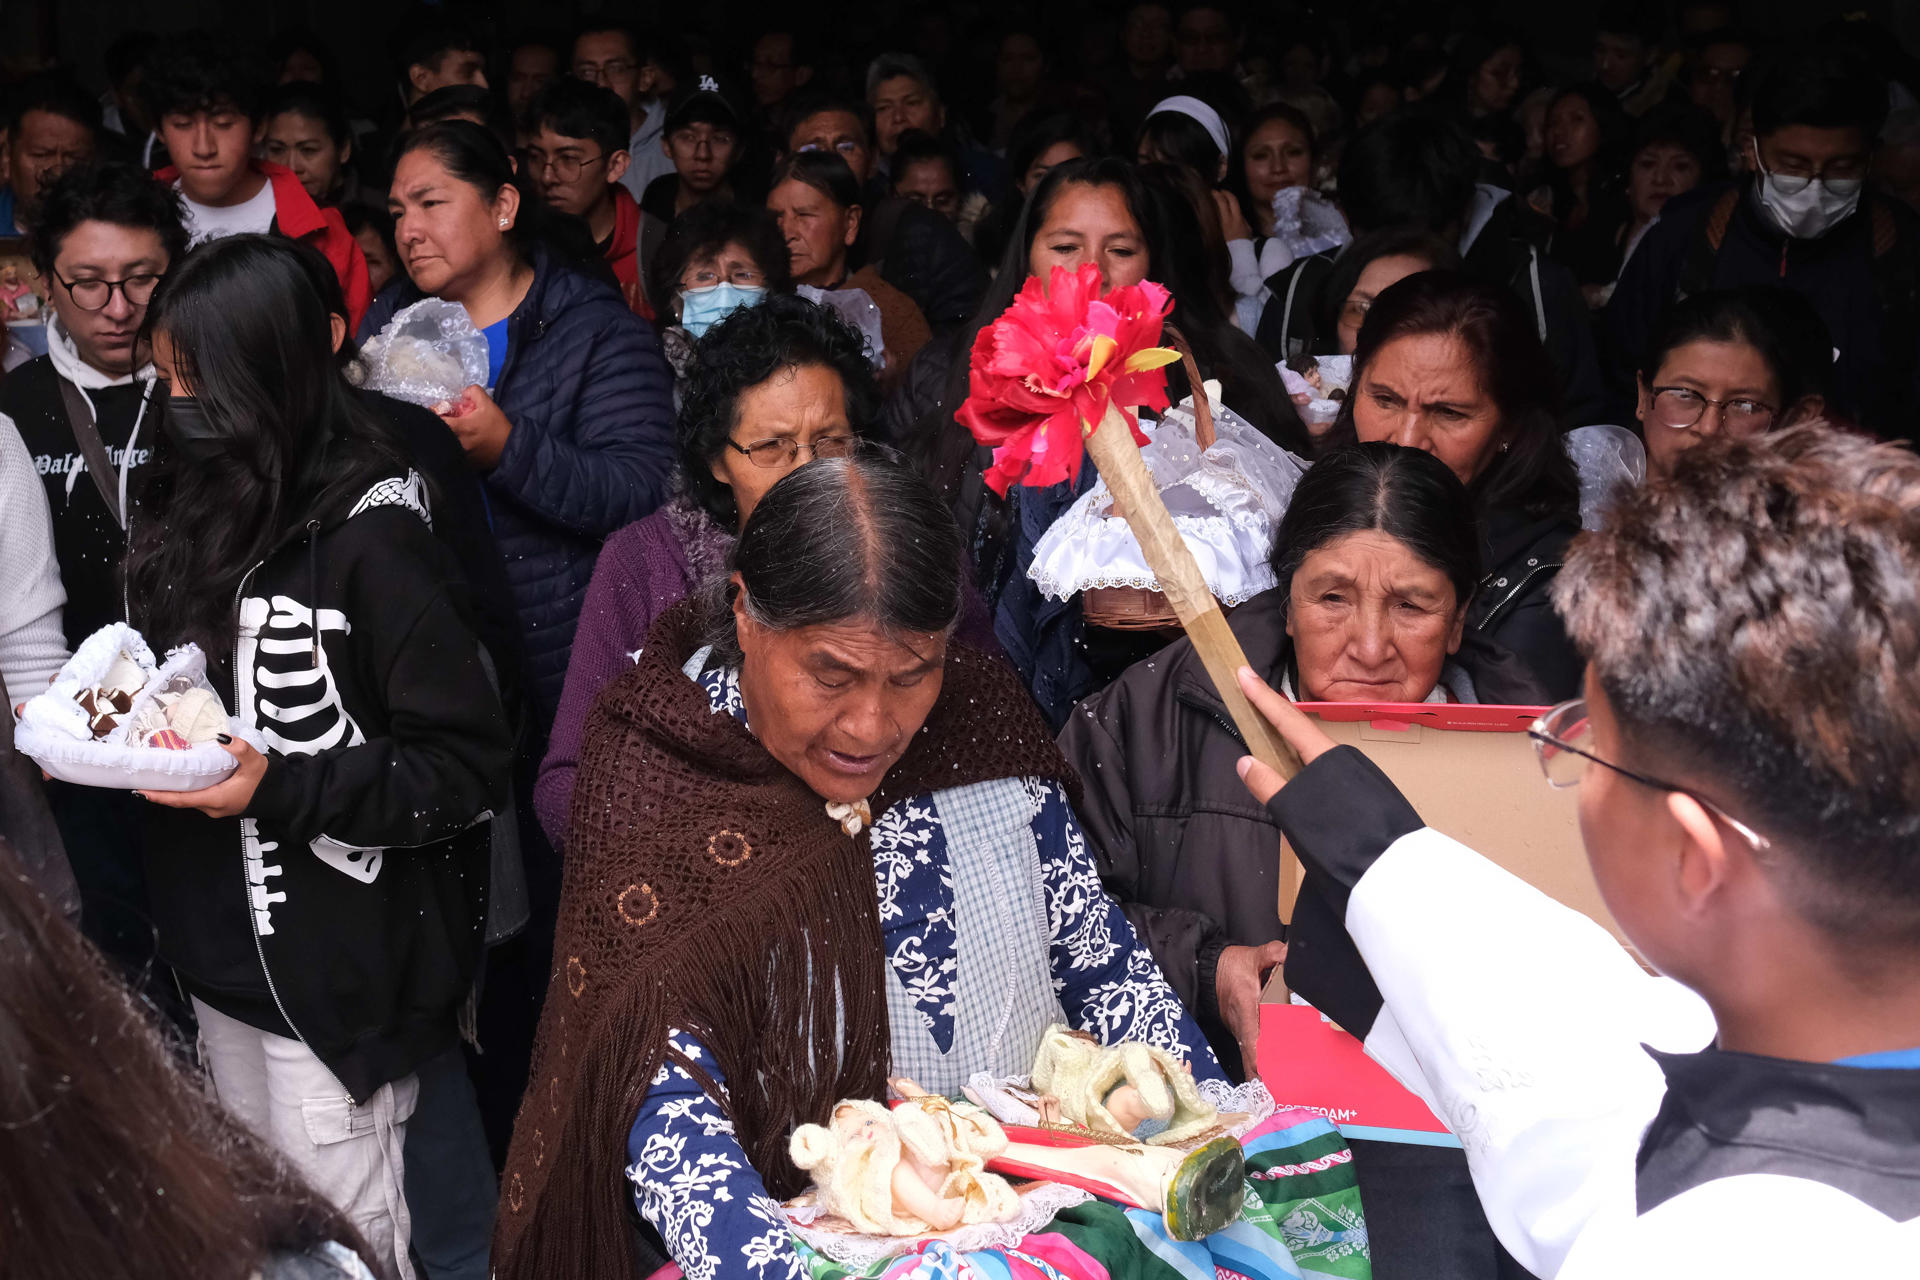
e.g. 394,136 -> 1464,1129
141,472 -> 513,1102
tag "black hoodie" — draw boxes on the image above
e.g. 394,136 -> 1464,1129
141,471 -> 513,1101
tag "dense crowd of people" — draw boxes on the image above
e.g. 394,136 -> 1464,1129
0,4 -> 1916,1279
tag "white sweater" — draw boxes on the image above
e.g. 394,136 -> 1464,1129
0,418 -> 67,700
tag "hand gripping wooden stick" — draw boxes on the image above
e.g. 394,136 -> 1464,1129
1081,403 -> 1304,919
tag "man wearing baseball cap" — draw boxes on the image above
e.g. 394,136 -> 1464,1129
641,75 -> 749,223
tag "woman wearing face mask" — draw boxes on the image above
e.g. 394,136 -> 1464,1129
533,293 -> 885,850
644,202 -> 792,389
767,152 -> 930,392
1637,285 -> 1832,476
362,120 -> 676,727
1604,46 -> 1904,434
1325,270 -> 1584,698
126,235 -> 513,1280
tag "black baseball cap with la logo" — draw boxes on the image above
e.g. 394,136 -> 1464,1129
665,74 -> 744,133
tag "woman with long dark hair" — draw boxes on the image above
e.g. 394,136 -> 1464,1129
0,839 -> 380,1280
1535,82 -> 1633,290
361,120 -> 676,726
890,156 -> 1304,580
1325,269 -> 1584,696
128,234 -> 512,1279
887,155 -> 1306,724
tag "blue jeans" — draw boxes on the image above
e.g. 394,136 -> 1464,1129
402,1047 -> 496,1280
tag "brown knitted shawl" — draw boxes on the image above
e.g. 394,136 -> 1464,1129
494,598 -> 1076,1279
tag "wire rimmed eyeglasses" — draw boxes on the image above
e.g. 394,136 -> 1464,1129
1527,698 -> 1771,851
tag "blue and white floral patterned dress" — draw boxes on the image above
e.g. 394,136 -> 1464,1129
624,663 -> 1224,1280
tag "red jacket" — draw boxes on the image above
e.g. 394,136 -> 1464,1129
604,186 -> 646,319
157,160 -> 373,333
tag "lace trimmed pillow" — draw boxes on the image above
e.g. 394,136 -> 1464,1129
1028,388 -> 1308,606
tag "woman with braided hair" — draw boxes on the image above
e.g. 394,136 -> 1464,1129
495,455 -> 1220,1280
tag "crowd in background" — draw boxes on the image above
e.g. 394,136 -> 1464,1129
0,3 -> 1916,1279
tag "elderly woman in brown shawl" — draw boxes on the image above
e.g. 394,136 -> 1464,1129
495,456 -> 1223,1279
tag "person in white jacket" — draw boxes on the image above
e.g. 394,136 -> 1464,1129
1234,424 -> 1920,1277
0,417 -> 67,701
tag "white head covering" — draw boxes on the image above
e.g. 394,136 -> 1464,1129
1144,95 -> 1230,158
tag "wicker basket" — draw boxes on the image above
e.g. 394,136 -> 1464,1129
1078,329 -> 1214,632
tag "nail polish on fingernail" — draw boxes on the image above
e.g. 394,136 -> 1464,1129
217,733 -> 232,744
131,791 -> 145,800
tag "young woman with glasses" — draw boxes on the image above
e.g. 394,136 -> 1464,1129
1636,285 -> 1832,476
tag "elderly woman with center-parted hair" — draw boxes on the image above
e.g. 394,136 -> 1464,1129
1062,441 -> 1552,1279
533,292 -> 880,851
497,455 -> 1222,1280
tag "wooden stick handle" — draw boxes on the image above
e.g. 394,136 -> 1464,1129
1082,404 -> 1303,920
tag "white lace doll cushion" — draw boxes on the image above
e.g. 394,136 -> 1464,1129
1028,387 -> 1309,606
16,623 -> 266,792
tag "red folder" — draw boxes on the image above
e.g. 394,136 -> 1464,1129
1258,1003 -> 1459,1147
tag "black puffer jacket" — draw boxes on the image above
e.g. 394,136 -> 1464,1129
855,195 -> 988,331
142,473 -> 513,1101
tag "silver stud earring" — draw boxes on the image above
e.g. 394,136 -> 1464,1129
498,218 -> 510,229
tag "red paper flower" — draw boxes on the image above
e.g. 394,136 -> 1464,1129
956,264 -> 1181,495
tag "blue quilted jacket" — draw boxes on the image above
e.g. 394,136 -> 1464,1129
359,245 -> 676,732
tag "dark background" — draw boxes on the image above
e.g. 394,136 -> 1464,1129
5,0 -> 1914,115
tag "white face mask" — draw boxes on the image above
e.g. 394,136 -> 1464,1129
1752,140 -> 1863,240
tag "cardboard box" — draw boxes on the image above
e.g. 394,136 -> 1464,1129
1258,702 -> 1627,1145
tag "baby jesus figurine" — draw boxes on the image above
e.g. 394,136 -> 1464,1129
1029,1026 -> 1221,1145
790,1096 -> 1021,1236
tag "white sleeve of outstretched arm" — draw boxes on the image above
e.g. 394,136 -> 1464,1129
0,418 -> 67,697
1226,238 -> 1267,301
1345,829 -> 1718,1278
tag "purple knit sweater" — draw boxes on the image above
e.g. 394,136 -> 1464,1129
534,494 -> 733,849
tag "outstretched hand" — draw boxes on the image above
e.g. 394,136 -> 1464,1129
1233,666 -> 1336,805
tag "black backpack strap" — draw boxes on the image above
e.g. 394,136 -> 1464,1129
1254,252 -> 1334,362
1675,188 -> 1741,302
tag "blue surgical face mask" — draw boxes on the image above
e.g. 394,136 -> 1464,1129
679,282 -> 768,339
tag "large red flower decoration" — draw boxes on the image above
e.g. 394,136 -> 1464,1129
956,264 -> 1181,495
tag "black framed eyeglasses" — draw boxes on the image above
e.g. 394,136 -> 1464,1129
725,434 -> 861,469
522,149 -> 608,182
1528,699 -> 1770,850
53,271 -> 164,312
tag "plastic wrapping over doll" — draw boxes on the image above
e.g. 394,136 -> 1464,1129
1028,1026 -> 1221,1145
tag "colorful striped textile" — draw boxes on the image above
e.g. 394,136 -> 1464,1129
792,1109 -> 1370,1280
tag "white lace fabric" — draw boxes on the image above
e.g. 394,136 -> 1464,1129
1028,392 -> 1308,605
